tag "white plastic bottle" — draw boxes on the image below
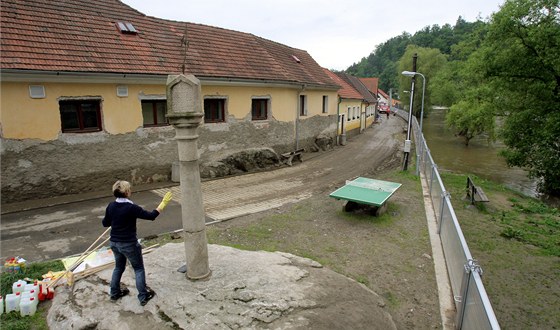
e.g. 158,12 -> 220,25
12,281 -> 25,294
20,297 -> 37,316
27,289 -> 39,301
5,292 -> 21,312
24,282 -> 39,293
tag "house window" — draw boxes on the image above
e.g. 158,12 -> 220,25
252,98 -> 268,121
59,99 -> 102,133
299,95 -> 307,116
204,98 -> 226,123
322,95 -> 328,113
347,107 -> 351,121
142,100 -> 167,127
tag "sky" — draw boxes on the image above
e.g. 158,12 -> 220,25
121,0 -> 504,71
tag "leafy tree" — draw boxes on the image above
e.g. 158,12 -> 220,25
488,0 -> 560,195
346,18 -> 484,92
397,45 -> 447,119
445,0 -> 560,195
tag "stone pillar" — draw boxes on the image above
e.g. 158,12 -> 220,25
166,74 -> 211,280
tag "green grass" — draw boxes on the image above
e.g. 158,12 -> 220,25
0,260 -> 64,330
440,173 -> 559,257
440,172 -> 560,329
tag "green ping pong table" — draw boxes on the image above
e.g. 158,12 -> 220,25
329,177 -> 402,212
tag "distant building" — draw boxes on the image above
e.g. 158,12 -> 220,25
335,73 -> 378,135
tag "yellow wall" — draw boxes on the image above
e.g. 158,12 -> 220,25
338,99 -> 363,134
0,82 -> 165,140
1,82 -> 337,141
201,85 -> 336,122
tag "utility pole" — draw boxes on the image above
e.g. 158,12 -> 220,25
403,53 -> 417,171
389,89 -> 392,114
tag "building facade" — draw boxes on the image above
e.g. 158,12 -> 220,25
0,0 -> 339,202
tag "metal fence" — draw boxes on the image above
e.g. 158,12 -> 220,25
394,109 -> 500,330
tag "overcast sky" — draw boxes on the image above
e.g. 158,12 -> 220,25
121,0 -> 504,71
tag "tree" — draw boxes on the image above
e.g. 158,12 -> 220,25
445,0 -> 560,195
397,45 -> 447,119
488,0 -> 560,195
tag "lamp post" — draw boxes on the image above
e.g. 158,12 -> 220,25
401,70 -> 426,175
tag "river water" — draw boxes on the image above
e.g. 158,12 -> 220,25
421,108 -> 538,197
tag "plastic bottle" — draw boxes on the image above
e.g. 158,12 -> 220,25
20,297 -> 37,316
24,282 -> 39,293
0,295 -> 4,315
5,292 -> 21,312
12,280 -> 26,294
27,289 -> 39,301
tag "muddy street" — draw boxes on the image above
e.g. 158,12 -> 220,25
0,117 -> 406,262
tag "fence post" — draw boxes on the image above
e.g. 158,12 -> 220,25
455,259 -> 483,329
429,164 -> 437,195
438,191 -> 450,234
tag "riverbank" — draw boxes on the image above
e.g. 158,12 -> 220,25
439,172 -> 559,329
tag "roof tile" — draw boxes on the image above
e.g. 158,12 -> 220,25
335,73 -> 377,103
323,69 -> 363,100
1,0 -> 338,88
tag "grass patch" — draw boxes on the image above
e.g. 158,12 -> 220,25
440,173 -> 559,257
382,291 -> 399,308
0,260 -> 64,330
354,275 -> 369,286
440,172 -> 560,328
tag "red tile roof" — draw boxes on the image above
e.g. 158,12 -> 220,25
335,73 -> 378,104
359,78 -> 378,95
378,89 -> 389,99
323,69 -> 363,100
1,0 -> 338,88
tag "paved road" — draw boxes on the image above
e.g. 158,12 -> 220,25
1,117 -> 405,262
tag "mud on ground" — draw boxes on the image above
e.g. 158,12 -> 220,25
204,163 -> 443,329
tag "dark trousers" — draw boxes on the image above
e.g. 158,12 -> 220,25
110,241 -> 149,301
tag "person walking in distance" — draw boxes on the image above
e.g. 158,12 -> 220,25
102,180 -> 172,306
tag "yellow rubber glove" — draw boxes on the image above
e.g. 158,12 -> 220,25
157,191 -> 173,211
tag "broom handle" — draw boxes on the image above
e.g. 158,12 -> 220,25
47,231 -> 111,288
82,227 -> 111,260
66,227 -> 111,271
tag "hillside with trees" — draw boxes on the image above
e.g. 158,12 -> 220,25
347,0 -> 560,196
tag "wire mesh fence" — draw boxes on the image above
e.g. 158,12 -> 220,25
394,109 -> 500,330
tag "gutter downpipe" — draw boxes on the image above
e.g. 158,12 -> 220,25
337,96 -> 341,145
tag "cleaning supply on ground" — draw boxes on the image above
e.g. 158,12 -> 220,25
12,280 -> 26,293
4,257 -> 26,273
19,297 -> 37,316
5,292 -> 21,312
26,289 -> 39,301
24,282 -> 39,293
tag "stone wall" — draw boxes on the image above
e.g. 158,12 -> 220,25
1,115 -> 337,203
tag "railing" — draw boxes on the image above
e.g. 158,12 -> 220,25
394,109 -> 500,330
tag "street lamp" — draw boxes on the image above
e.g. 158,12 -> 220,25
401,70 -> 426,175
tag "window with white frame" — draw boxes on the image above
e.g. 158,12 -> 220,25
347,107 -> 351,121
